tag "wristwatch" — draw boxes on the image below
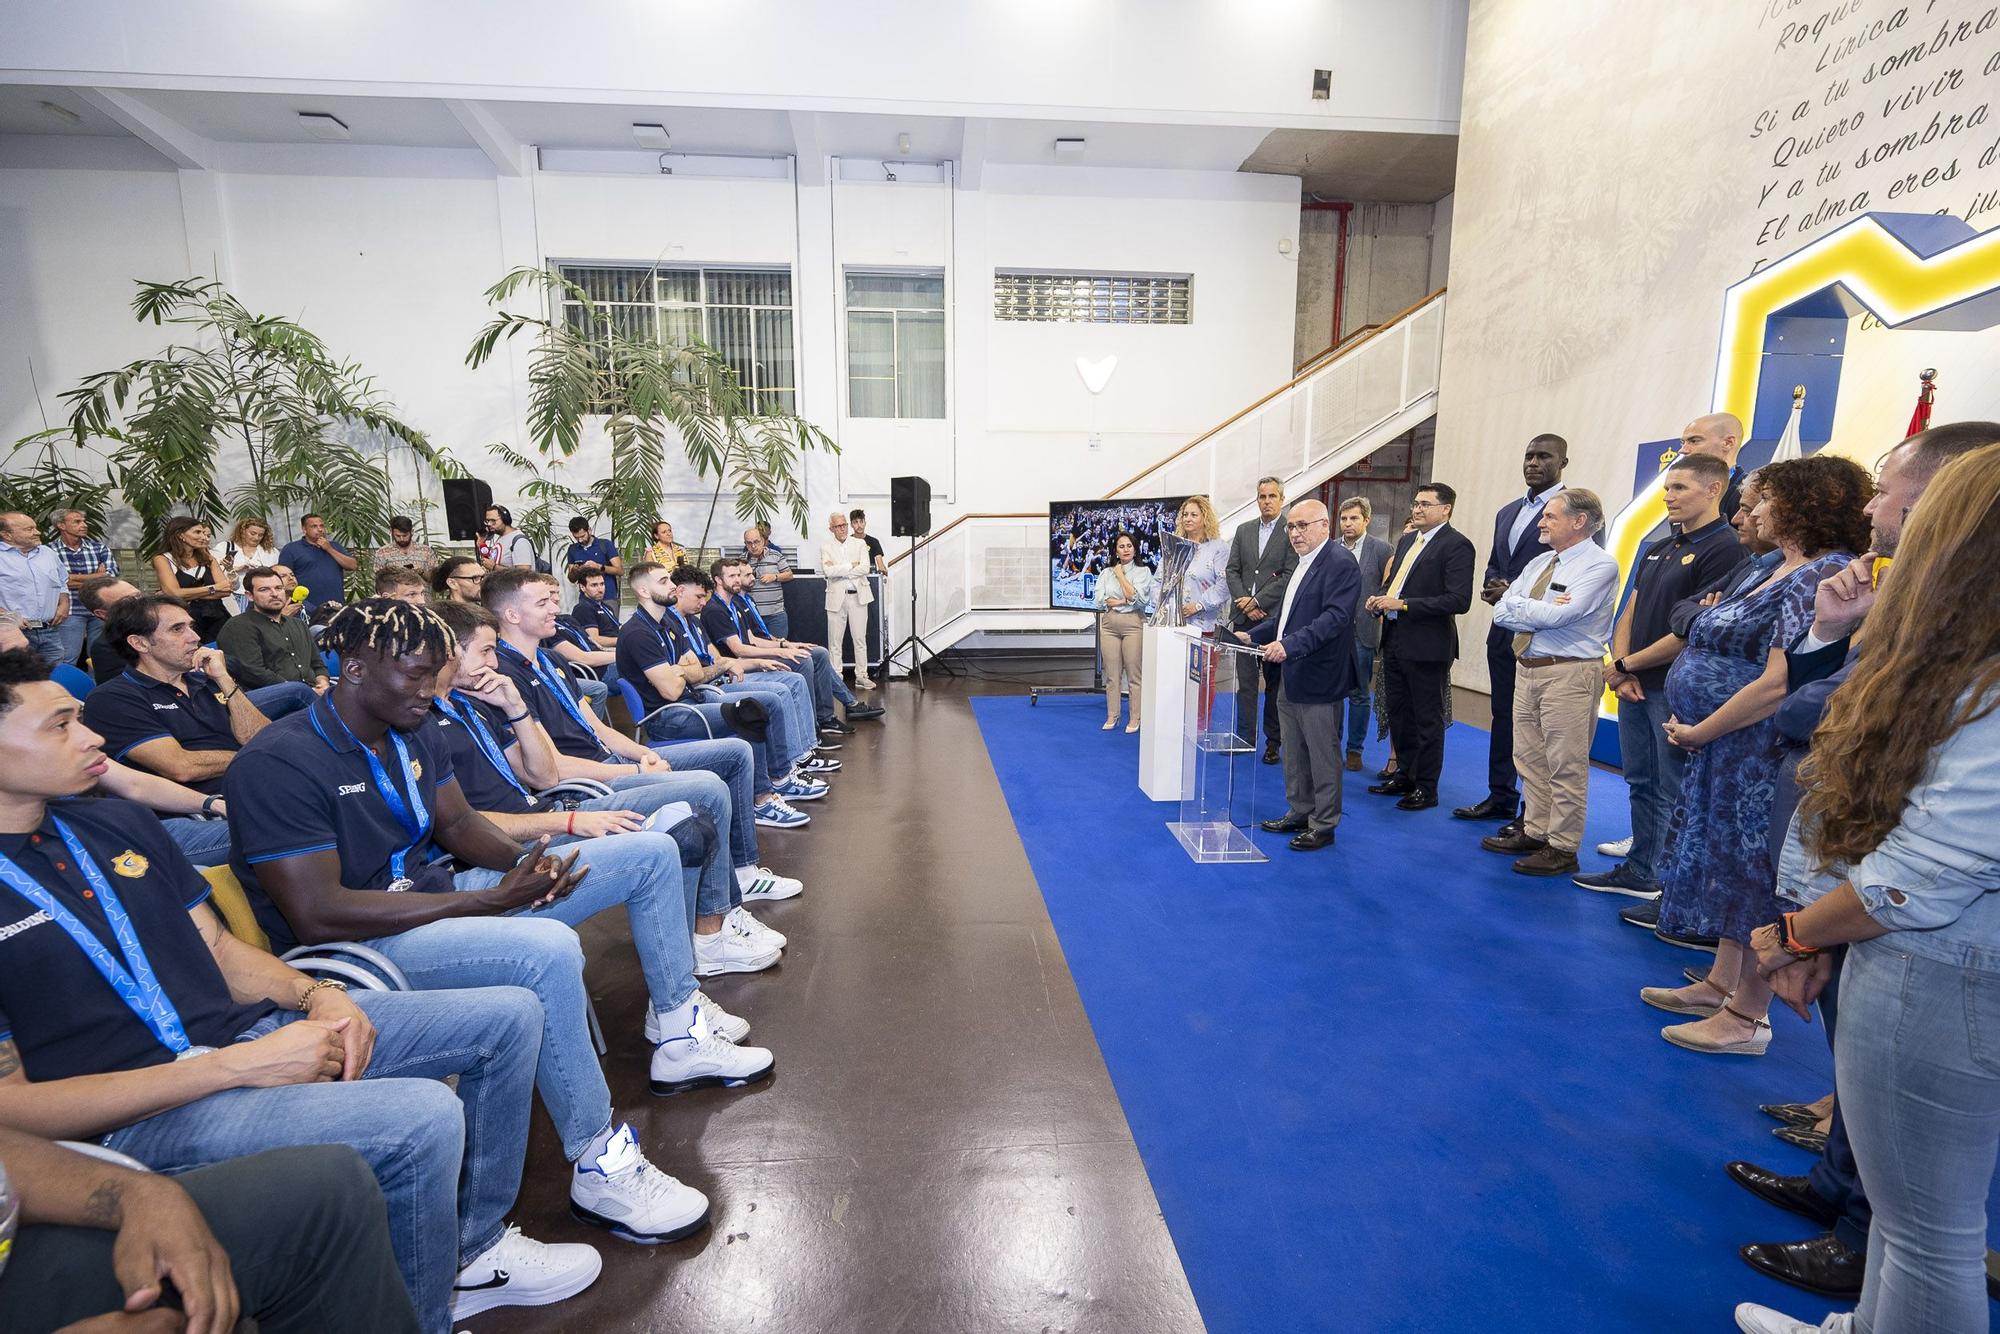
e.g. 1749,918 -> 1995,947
1613,657 -> 1629,675
1778,911 -> 1821,957
200,794 -> 224,817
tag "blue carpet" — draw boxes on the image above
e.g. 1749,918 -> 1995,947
971,694 -> 1967,1333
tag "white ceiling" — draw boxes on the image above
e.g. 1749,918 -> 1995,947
0,84 -> 1457,198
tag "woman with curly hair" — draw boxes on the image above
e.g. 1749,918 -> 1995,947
1735,442 -> 2000,1334
1152,494 -> 1230,631
1639,452 -> 1872,1055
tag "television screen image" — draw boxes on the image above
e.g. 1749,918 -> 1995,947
1048,496 -> 1187,612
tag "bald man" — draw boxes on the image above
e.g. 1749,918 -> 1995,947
820,511 -> 877,689
1248,500 -> 1362,850
1678,413 -> 1745,524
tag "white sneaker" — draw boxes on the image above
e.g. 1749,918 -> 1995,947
649,1004 -> 776,1095
1598,835 -> 1633,857
737,864 -> 803,901
1734,1303 -> 1850,1333
568,1124 -> 710,1245
644,990 -> 750,1044
726,904 -> 786,950
693,924 -> 781,977
451,1225 -> 602,1319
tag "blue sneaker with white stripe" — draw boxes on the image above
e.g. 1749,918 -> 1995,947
753,796 -> 810,828
777,775 -> 828,802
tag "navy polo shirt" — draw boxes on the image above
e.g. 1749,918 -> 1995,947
701,597 -> 751,655
492,639 -> 609,763
225,696 -> 459,953
0,798 -> 274,1084
82,669 -> 239,795
615,607 -> 684,715
429,697 -> 539,817
569,596 -> 621,640
1626,517 -> 1748,690
563,538 -> 621,603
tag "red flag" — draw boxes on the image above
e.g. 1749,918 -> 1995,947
1906,368 -> 1936,438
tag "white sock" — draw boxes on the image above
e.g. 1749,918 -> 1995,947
581,1121 -> 617,1165
658,996 -> 700,1035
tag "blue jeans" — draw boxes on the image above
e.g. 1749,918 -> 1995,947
1807,946 -> 1872,1252
25,624 -> 71,666
1614,689 -> 1682,885
1343,643 -> 1376,756
792,644 -> 857,718
104,985 -> 542,1334
760,609 -> 790,640
1837,940 -> 2000,1334
248,681 -> 316,719
643,699 -> 778,795
712,671 -> 814,773
164,815 -> 233,866
637,738 -> 762,870
589,768 -> 739,916
573,675 -> 610,721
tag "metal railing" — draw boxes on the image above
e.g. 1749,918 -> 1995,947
884,288 -> 1446,665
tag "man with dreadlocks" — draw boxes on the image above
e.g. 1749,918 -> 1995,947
222,600 -> 771,1267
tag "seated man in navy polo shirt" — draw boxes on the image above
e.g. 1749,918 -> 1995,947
485,564 -> 821,838
567,569 -> 622,648
0,647 -> 592,1331
83,595 -> 280,796
225,600 -> 773,1251
706,555 -> 886,732
428,600 -> 783,981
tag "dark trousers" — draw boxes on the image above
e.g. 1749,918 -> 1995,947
1218,622 -> 1281,747
1484,627 -> 1521,805
0,1144 -> 420,1334
1382,639 -> 1449,791
1809,946 -> 1873,1252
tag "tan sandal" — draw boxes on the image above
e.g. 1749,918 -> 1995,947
1640,973 -> 1728,1016
1661,1001 -> 1771,1056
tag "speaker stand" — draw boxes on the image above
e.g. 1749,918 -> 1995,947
884,533 -> 954,691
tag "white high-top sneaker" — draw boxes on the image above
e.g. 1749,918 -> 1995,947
568,1124 -> 710,1245
726,904 -> 786,950
649,1001 -> 775,1096
645,989 -> 749,1044
451,1225 -> 602,1319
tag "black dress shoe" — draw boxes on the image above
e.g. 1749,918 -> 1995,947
1288,828 -> 1336,851
1260,815 -> 1308,833
1395,790 -> 1439,811
1759,1101 -> 1827,1130
1368,778 -> 1415,796
1495,815 -> 1525,839
1452,796 -> 1514,821
1262,743 -> 1281,766
1481,830 -> 1547,854
1740,1232 -> 1864,1300
1374,765 -> 1398,781
1726,1161 -> 1841,1228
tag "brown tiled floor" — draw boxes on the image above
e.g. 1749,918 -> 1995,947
475,660 -> 1205,1333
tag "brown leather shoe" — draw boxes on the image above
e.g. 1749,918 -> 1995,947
1345,752 -> 1363,772
1481,830 -> 1547,855
1512,846 -> 1581,877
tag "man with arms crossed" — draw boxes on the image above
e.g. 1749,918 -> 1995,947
1218,477 -> 1297,762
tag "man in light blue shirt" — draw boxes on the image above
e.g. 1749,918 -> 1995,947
1483,490 -> 1618,876
0,511 -> 74,665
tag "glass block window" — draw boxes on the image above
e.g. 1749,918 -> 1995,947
992,271 -> 1192,325
556,264 -> 797,416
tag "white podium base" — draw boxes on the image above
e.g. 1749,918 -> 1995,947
1137,624 -> 1190,801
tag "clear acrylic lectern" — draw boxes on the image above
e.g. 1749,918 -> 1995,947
1164,629 -> 1268,864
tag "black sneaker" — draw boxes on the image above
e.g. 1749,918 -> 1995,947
1656,925 -> 1719,953
819,718 -> 856,735
1573,863 -> 1663,900
845,703 -> 886,721
1618,899 -> 1661,930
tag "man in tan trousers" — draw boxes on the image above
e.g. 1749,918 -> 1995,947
819,512 -> 877,689
1480,489 -> 1619,876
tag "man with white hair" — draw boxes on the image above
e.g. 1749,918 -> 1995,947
819,512 -> 876,689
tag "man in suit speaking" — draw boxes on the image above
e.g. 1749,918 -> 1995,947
1247,500 -> 1361,852
1366,483 -> 1476,812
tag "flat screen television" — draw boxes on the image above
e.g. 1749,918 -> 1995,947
1048,496 -> 1187,612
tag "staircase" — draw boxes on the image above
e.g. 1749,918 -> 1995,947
881,289 -> 1445,665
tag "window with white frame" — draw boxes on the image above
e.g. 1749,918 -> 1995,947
556,263 -> 797,416
844,271 -> 946,420
992,271 -> 1192,325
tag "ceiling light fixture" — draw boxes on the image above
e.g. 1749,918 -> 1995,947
298,112 -> 351,140
632,122 -> 671,150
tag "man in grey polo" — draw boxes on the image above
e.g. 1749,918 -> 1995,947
740,526 -> 795,640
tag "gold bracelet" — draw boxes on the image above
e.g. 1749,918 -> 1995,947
297,977 -> 347,1010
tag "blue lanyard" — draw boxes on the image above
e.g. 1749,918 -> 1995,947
723,598 -> 746,639
666,608 -> 712,665
496,640 -> 595,735
734,595 -> 772,639
310,702 -> 430,885
0,820 -> 193,1054
437,695 -> 532,800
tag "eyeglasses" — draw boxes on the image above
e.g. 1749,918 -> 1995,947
450,572 -> 485,584
1284,518 -> 1328,532
1410,500 -> 1446,509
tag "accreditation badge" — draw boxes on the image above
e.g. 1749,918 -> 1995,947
111,850 -> 149,879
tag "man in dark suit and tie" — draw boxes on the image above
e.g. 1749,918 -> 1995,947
1334,498 -> 1392,772
1456,434 -> 1570,826
1219,476 -> 1298,761
1365,483 -> 1476,811
1247,499 -> 1360,850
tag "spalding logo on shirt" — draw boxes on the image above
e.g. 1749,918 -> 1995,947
337,782 -> 368,796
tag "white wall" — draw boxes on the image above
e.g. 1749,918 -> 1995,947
1436,0 -> 2000,692
0,139 -> 1303,559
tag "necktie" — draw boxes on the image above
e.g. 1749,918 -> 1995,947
1385,534 -> 1425,602
1511,558 -> 1559,658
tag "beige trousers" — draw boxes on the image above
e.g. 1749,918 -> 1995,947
1512,658 -> 1602,853
1099,611 -> 1145,721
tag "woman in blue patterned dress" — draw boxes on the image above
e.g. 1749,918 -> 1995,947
1639,454 -> 1873,1056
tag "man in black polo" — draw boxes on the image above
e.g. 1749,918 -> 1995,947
704,556 -> 884,730
1576,452 -> 1746,911
83,595 -> 276,794
217,566 -> 329,698
566,570 -> 622,649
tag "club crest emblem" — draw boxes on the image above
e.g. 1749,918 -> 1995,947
111,850 -> 149,878
410,759 -> 423,780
